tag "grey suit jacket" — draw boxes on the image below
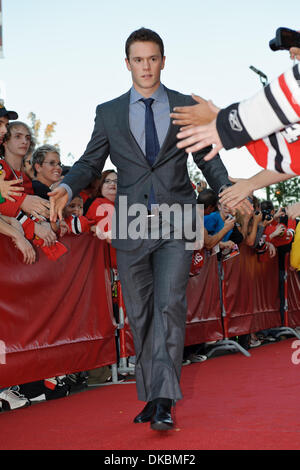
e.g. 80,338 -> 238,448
62,86 -> 230,250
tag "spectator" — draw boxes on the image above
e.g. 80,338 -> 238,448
0,386 -> 30,411
204,199 -> 244,246
86,169 -> 117,253
85,169 -> 121,385
1,122 -> 54,242
197,188 -> 218,215
196,180 -> 207,193
0,215 -> 36,264
0,106 -> 33,411
264,201 -> 296,326
290,222 -> 300,273
31,145 -> 62,200
22,152 -> 34,181
63,195 -> 92,235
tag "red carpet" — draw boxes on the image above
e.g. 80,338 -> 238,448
1,338 -> 300,450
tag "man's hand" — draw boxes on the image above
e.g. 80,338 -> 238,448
176,119 -> 223,159
12,233 -> 36,264
219,177 -> 254,209
290,46 -> 300,61
34,222 -> 57,246
266,242 -> 276,258
48,186 -> 69,222
228,198 -> 254,216
286,201 -> 300,219
170,95 -> 220,127
253,210 -> 263,224
20,195 -> 50,220
270,224 -> 286,239
0,177 -> 24,201
223,215 -> 236,232
220,240 -> 236,251
58,219 -> 70,237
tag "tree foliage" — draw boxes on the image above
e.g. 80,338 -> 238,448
268,177 -> 300,207
27,112 -> 59,149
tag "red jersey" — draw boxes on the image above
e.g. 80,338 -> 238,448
264,218 -> 296,248
0,158 -> 33,217
246,123 -> 300,175
86,197 -> 117,269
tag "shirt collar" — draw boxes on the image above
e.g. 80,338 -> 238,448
130,83 -> 168,104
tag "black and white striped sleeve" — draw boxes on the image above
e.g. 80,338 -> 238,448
217,64 -> 300,150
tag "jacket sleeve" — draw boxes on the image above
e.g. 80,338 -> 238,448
192,146 -> 230,194
61,105 -> 110,198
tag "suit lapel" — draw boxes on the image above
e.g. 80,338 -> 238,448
116,91 -> 150,166
153,87 -> 180,166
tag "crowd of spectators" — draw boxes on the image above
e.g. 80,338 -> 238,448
0,116 -> 299,412
185,181 -> 299,361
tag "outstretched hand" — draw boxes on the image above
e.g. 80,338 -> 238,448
289,46 -> 300,61
171,94 -> 219,127
219,177 -> 254,209
176,119 -> 223,159
286,202 -> 300,219
0,171 -> 24,202
48,186 -> 69,223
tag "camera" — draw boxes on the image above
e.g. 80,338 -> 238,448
279,207 -> 288,225
261,209 -> 273,221
269,27 -> 300,51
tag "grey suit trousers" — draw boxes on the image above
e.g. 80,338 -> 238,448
116,219 -> 193,403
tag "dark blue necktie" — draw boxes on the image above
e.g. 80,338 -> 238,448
140,98 -> 160,207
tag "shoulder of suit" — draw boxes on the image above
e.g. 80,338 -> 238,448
164,86 -> 196,105
96,91 -> 130,113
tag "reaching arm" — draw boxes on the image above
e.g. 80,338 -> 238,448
0,217 -> 36,264
219,170 -> 293,209
175,61 -> 300,167
49,105 -> 110,222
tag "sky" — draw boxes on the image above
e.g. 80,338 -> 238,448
1,0 -> 300,192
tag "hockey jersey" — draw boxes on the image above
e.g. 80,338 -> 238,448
217,64 -> 300,174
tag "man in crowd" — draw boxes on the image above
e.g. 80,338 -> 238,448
0,103 -> 34,411
49,27 -> 243,431
1,120 -> 56,245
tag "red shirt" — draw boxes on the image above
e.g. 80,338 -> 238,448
0,158 -> 33,217
86,197 -> 117,269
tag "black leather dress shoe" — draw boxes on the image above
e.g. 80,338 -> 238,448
133,401 -> 155,423
150,398 -> 173,431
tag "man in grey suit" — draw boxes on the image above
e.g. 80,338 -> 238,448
49,28 -> 232,431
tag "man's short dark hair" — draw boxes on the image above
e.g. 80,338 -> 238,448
197,188 -> 218,209
125,27 -> 164,59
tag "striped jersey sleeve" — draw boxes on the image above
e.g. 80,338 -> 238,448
217,64 -> 300,149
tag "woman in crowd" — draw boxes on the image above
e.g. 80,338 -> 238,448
86,169 -> 117,262
31,145 -> 62,200
85,169 -> 119,385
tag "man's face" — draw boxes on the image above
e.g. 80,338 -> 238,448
0,116 -> 9,145
4,125 -> 31,158
125,41 -> 165,95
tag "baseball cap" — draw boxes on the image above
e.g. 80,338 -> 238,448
0,99 -> 18,120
